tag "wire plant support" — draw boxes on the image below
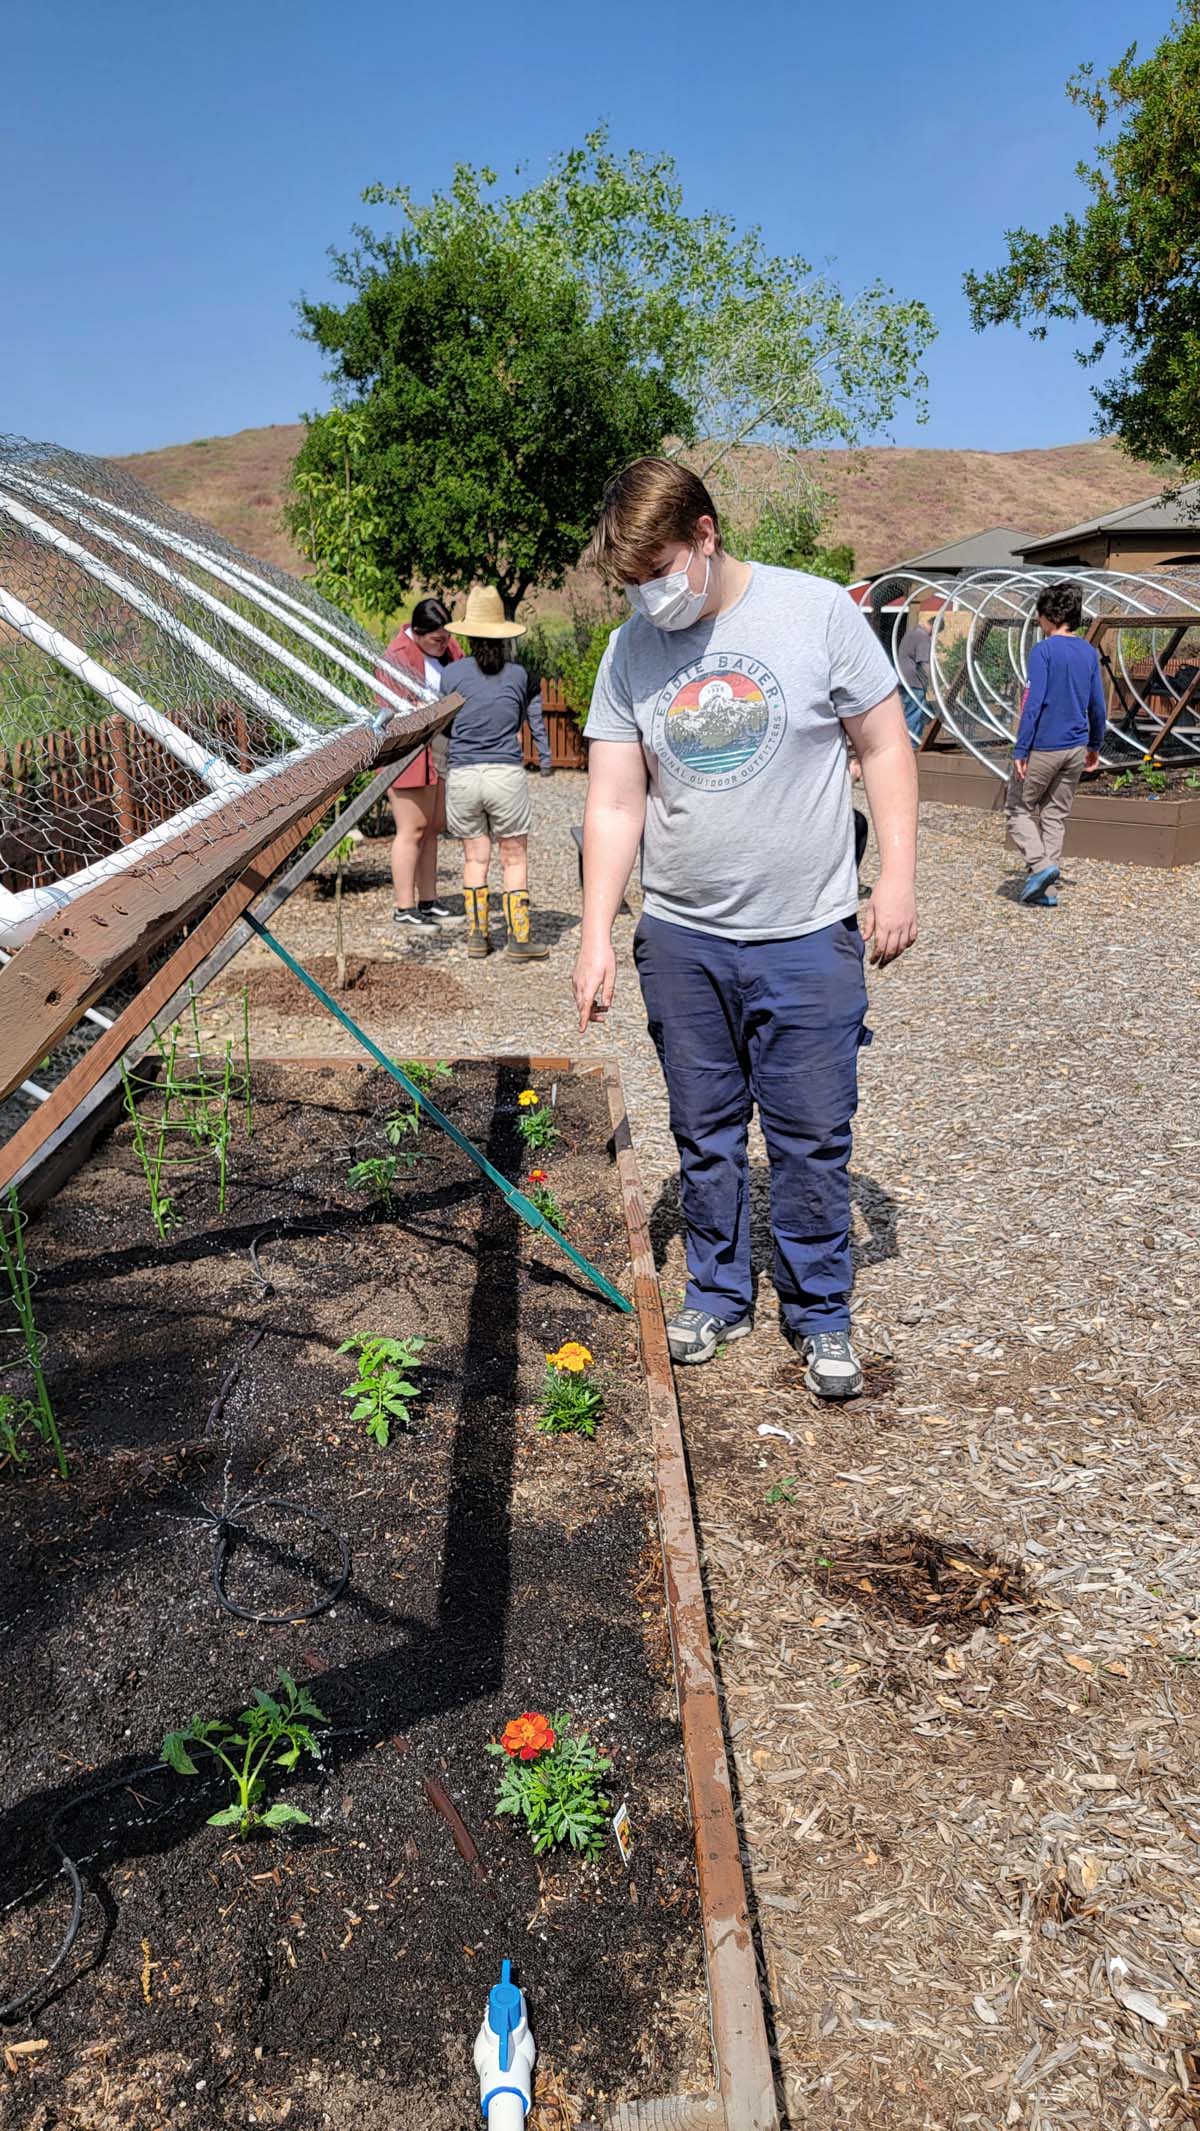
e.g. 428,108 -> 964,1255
858,561 -> 1200,773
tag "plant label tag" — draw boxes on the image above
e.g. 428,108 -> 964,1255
612,1802 -> 633,1865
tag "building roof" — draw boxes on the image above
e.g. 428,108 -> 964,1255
881,526 -> 1036,575
1019,482 -> 1200,556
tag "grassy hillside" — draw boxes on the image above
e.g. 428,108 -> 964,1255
114,424 -> 1163,583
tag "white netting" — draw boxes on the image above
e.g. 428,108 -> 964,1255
861,562 -> 1200,772
0,436 -> 434,948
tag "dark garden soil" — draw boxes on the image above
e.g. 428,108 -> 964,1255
216,958 -> 476,1018
0,1064 -> 707,2130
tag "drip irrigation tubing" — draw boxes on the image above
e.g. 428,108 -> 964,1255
243,917 -> 632,1313
211,1493 -> 351,1625
0,1727 -> 373,2024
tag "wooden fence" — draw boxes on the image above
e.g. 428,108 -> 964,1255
2,683 -> 586,900
522,677 -> 587,770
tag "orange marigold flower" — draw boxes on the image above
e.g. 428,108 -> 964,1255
528,1169 -> 549,1184
517,1089 -> 539,1108
547,1340 -> 593,1373
501,1712 -> 556,1760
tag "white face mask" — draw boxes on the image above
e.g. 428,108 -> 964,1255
624,551 -> 710,631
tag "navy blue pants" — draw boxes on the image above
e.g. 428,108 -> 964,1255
634,913 -> 870,1337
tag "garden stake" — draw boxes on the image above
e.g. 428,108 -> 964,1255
243,918 -> 631,1312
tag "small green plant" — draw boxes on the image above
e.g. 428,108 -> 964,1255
523,1169 -> 565,1230
398,1059 -> 452,1101
1139,758 -> 1168,794
487,1710 -> 611,1859
764,1476 -> 798,1506
384,1106 -> 422,1148
338,1333 -> 425,1445
0,1393 -> 36,1470
347,1153 -> 401,1205
1185,769 -> 1200,790
162,1669 -> 327,1837
1112,768 -> 1134,791
0,1191 -> 65,1477
538,1343 -> 603,1437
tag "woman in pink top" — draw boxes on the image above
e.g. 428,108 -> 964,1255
377,597 -> 464,931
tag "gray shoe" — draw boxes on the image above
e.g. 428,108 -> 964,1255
666,1307 -> 752,1366
798,1330 -> 863,1400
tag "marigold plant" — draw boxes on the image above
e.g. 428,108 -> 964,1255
525,1173 -> 566,1230
486,1709 -> 611,1859
539,1344 -> 603,1436
515,1088 -> 558,1151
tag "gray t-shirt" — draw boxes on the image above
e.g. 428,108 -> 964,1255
584,562 -> 897,940
897,622 -> 931,690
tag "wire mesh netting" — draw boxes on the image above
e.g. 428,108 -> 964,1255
0,436 -> 436,948
863,561 -> 1200,772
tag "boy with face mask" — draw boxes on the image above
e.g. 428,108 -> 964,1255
573,458 -> 918,1398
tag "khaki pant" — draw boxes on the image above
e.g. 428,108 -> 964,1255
1005,747 -> 1086,868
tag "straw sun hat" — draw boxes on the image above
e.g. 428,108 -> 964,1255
452,585 -> 525,639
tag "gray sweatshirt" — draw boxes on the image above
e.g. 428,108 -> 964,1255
439,659 -> 551,770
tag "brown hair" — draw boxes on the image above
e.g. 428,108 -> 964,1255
469,637 -> 507,677
587,457 -> 722,584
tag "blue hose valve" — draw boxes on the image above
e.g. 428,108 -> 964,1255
488,1958 -> 522,2074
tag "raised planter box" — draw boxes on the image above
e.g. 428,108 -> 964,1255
918,747 -> 1200,867
0,1056 -> 775,2131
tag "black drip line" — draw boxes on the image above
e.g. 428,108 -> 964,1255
0,1727 -> 373,2025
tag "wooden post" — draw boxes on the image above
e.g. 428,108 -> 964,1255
108,715 -> 136,847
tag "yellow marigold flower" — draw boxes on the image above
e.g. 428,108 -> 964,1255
547,1340 -> 593,1373
517,1089 -> 539,1107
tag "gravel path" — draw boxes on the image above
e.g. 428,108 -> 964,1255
207,772 -> 1200,2129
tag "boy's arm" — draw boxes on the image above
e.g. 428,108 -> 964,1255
572,741 -> 649,1030
842,691 -> 918,966
1086,649 -> 1108,758
1014,644 -> 1048,764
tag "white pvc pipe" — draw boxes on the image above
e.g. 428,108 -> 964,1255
4,471 -> 396,729
0,489 -> 321,748
0,588 -> 243,792
16,470 -> 437,716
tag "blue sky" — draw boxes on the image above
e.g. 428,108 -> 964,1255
1,0 -> 1173,458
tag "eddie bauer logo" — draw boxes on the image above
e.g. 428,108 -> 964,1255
651,654 -> 787,790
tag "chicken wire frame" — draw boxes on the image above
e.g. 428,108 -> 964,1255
863,563 -> 1200,775
0,433 -> 442,950
0,435 -> 456,1106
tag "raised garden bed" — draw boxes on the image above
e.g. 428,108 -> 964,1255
0,1059 -> 774,2130
917,747 -> 1200,867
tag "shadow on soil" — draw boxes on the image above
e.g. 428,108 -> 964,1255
0,1065 -> 523,1954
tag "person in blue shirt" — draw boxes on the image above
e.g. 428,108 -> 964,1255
1007,581 -> 1106,906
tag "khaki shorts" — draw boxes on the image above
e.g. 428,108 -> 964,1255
445,764 -> 532,840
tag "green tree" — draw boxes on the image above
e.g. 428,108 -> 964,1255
289,228 -> 690,618
289,131 -> 934,612
965,5 -> 1200,478
727,488 -> 856,584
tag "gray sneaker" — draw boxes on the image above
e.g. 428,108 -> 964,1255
798,1330 -> 863,1400
666,1307 -> 752,1366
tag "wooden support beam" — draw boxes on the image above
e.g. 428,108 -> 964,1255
0,753 -> 415,1209
1143,659 -> 1200,759
0,700 -> 458,1106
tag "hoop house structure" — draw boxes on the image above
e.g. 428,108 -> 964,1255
862,563 -> 1200,773
0,436 -> 456,1109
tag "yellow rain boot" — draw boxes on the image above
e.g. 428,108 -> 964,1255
465,885 -> 491,958
503,890 -> 549,961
